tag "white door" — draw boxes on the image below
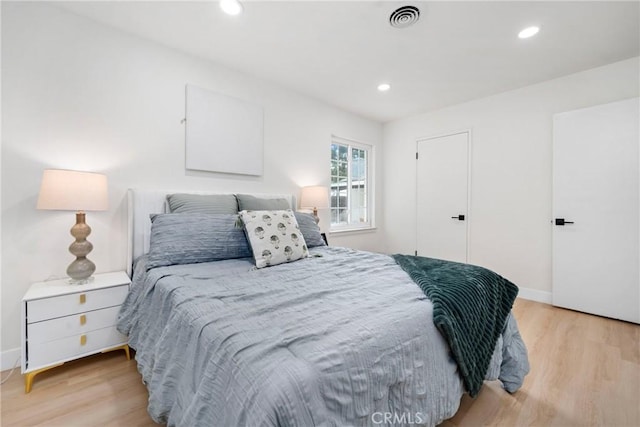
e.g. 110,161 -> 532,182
553,98 -> 639,323
416,132 -> 469,263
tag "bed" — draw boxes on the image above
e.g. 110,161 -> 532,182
119,189 -> 529,426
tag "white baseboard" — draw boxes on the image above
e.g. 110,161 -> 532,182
1,347 -> 21,372
517,287 -> 552,304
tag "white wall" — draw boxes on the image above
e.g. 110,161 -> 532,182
1,3 -> 383,361
383,57 -> 639,300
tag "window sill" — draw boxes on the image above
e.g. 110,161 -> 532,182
328,226 -> 377,235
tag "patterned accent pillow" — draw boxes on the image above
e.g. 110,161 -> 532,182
239,209 -> 309,268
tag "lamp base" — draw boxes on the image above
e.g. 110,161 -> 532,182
68,212 -> 96,283
67,258 -> 96,284
68,276 -> 95,285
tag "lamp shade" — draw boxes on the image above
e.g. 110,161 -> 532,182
300,185 -> 329,209
37,169 -> 109,211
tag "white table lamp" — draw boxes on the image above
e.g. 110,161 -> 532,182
300,185 -> 329,224
37,169 -> 109,283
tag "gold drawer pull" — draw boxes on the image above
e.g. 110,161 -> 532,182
79,294 -> 86,304
79,314 -> 86,325
80,335 -> 87,346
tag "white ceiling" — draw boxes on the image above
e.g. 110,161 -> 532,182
55,1 -> 639,123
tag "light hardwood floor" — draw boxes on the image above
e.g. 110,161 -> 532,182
2,299 -> 638,426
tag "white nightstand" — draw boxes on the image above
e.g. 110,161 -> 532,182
21,271 -> 131,393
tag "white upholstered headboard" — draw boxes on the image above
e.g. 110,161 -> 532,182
126,189 -> 296,276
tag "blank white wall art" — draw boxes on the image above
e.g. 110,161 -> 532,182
185,84 -> 264,176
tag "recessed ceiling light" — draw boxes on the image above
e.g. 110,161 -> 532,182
220,0 -> 243,16
518,26 -> 540,39
377,83 -> 391,92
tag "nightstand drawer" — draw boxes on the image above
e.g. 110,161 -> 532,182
27,326 -> 127,369
28,306 -> 121,344
27,284 -> 128,323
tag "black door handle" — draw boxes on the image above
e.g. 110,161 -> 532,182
555,218 -> 574,226
451,215 -> 465,221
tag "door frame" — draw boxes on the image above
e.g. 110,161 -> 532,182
415,128 -> 473,262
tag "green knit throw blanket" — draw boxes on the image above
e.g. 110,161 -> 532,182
392,254 -> 518,397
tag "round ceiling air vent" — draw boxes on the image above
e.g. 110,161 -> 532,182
389,5 -> 420,29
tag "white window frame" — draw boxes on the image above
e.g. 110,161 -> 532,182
330,135 -> 374,232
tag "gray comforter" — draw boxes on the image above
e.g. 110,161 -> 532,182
118,247 -> 529,426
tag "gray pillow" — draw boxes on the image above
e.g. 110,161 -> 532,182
236,194 -> 290,211
167,193 -> 238,214
147,213 -> 251,269
294,212 -> 327,248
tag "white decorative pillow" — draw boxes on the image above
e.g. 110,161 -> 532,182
239,209 -> 309,268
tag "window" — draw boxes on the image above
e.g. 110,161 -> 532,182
330,136 -> 373,231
